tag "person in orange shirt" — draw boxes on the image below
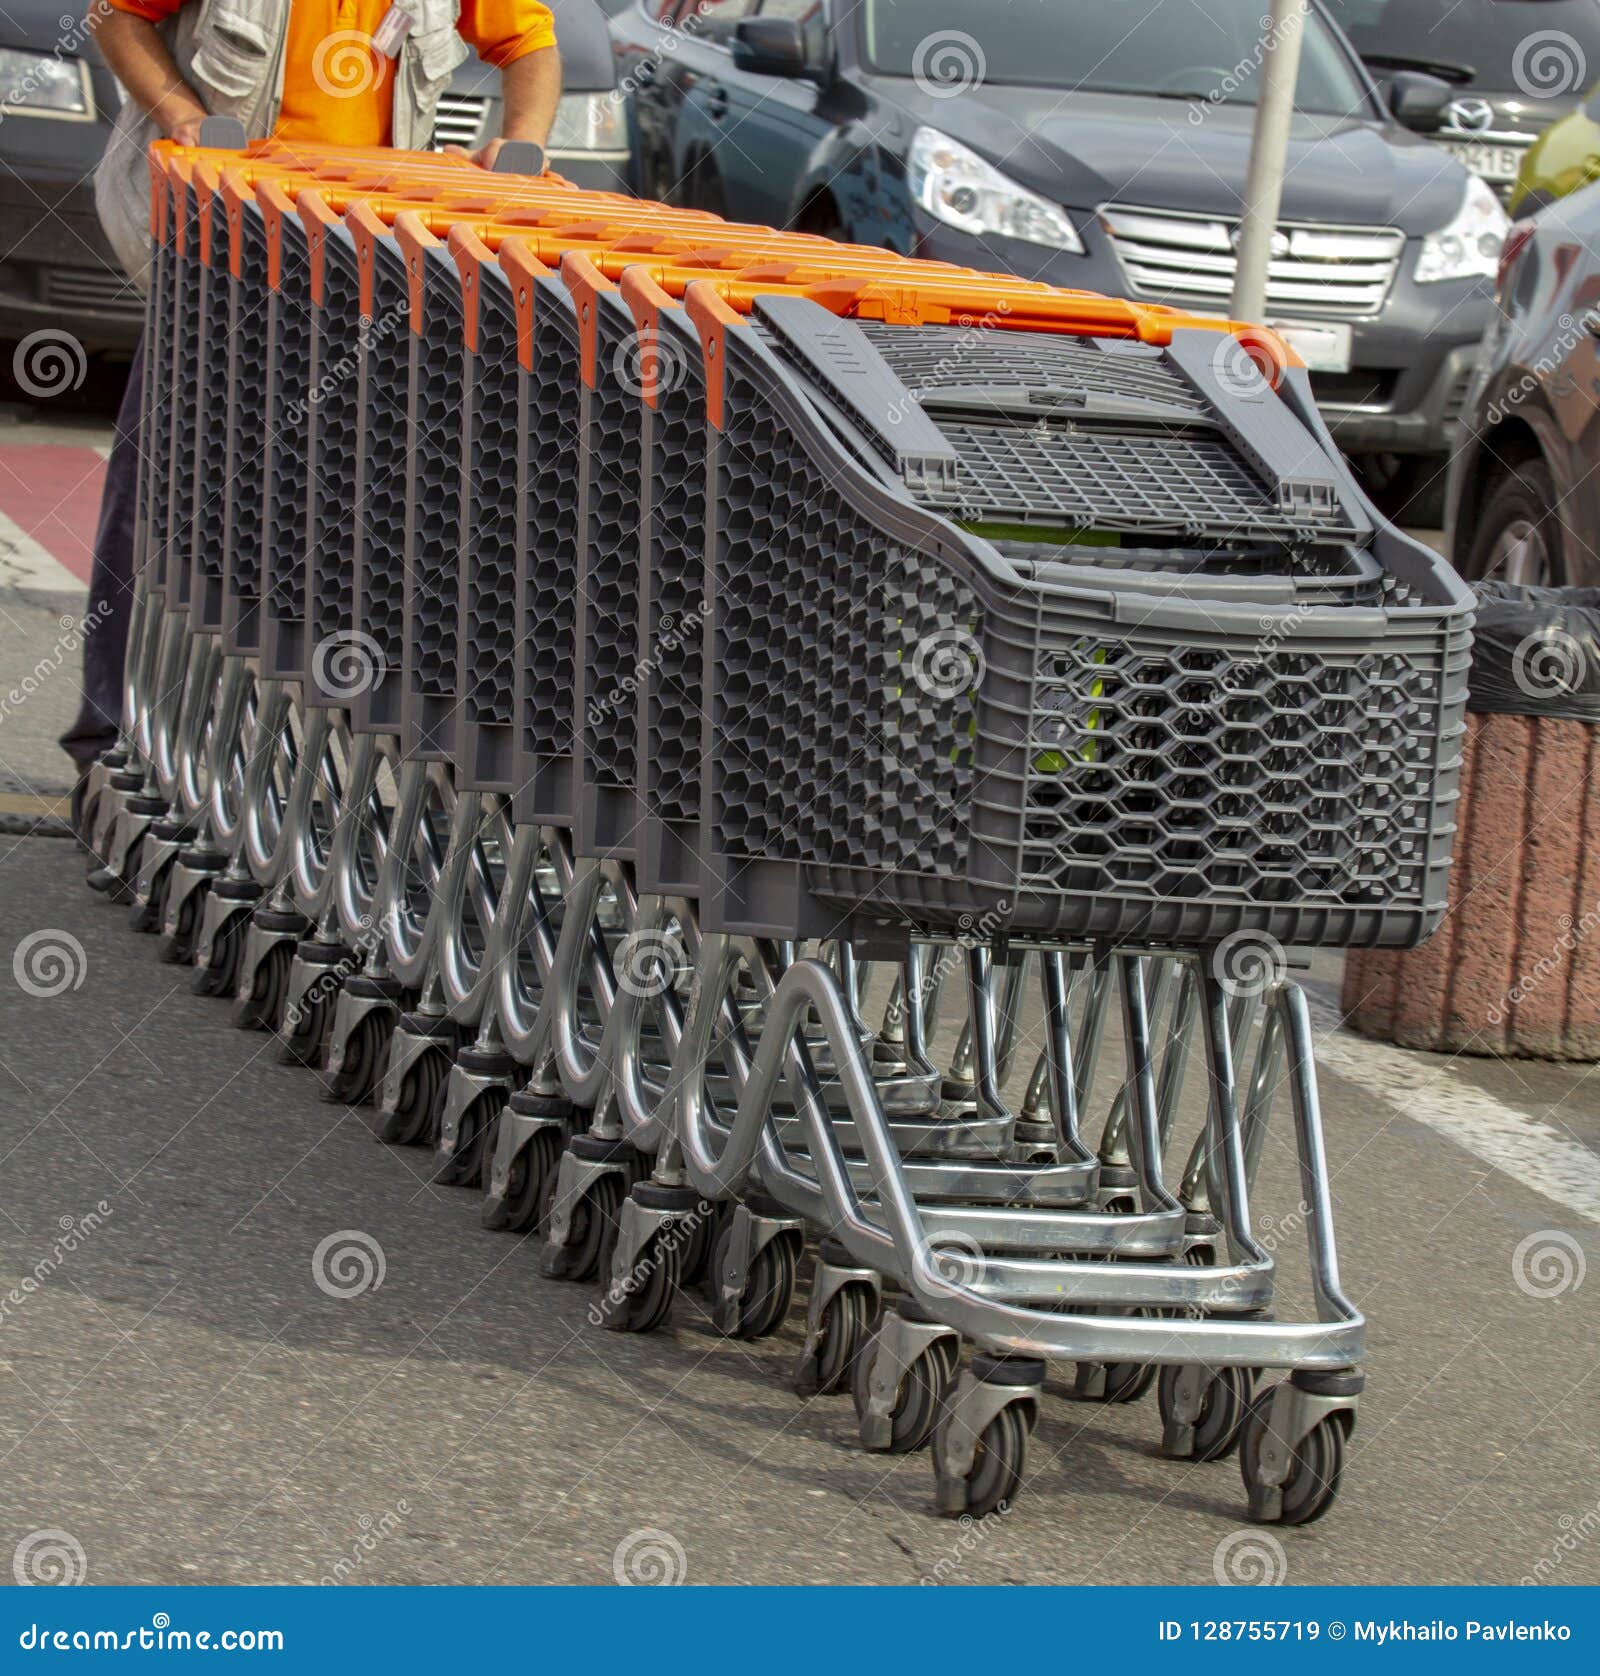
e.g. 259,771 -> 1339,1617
65,0 -> 561,824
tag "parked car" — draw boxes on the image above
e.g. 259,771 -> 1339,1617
1511,77 -> 1600,212
0,0 -> 625,361
609,0 -> 1504,513
1445,180 -> 1600,586
1322,0 -> 1600,206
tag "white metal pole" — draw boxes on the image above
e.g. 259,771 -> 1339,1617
1232,0 -> 1309,321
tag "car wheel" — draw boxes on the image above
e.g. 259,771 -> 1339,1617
1464,459 -> 1565,586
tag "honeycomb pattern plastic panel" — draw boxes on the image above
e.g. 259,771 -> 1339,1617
262,223 -> 312,662
579,296 -> 645,809
516,280 -> 581,789
189,193 -> 231,628
223,204 -> 269,604
461,269 -> 518,730
307,230 -> 362,655
142,194 -> 177,592
353,239 -> 410,691
164,183 -> 202,610
405,252 -> 464,704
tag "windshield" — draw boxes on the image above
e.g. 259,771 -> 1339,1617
1322,1 -> 1600,91
859,0 -> 1374,116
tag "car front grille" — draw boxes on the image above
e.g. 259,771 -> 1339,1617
1100,205 -> 1404,317
432,92 -> 488,149
39,265 -> 144,318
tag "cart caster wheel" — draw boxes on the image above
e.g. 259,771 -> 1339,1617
279,986 -> 333,1069
322,1010 -> 390,1107
544,1168 -> 626,1285
1239,1386 -> 1346,1526
434,1088 -> 506,1187
233,939 -> 293,1032
713,1222 -> 799,1341
812,1281 -> 877,1396
1158,1364 -> 1255,1462
943,1403 -> 1032,1519
609,1232 -> 683,1335
130,861 -> 170,934
379,1046 -> 448,1146
156,889 -> 200,965
677,1203 -> 715,1290
853,1332 -> 957,1454
191,912 -> 244,997
488,1124 -> 561,1233
102,838 -> 141,905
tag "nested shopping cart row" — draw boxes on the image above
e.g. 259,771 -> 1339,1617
84,129 -> 1473,1527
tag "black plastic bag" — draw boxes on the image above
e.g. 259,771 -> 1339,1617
1467,582 -> 1600,724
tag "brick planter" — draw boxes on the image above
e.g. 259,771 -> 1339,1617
1343,710 -> 1600,1060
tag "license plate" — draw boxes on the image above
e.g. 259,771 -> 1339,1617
1444,140 -> 1523,183
1266,319 -> 1352,374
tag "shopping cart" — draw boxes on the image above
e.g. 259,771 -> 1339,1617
87,132 -> 1473,1529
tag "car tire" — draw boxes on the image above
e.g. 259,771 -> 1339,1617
1354,451 -> 1449,528
1464,459 -> 1565,586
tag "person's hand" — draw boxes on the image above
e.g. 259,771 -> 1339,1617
455,136 -> 546,173
163,100 -> 209,147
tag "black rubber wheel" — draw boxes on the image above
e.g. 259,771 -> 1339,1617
488,1124 -> 561,1233
677,1202 -> 715,1289
961,1403 -> 1030,1519
551,1168 -> 626,1286
714,1225 -> 798,1341
1239,1387 -> 1347,1526
157,889 -> 200,965
611,1230 -> 682,1334
1463,459 -> 1564,586
813,1282 -> 876,1396
279,985 -> 332,1069
434,1087 -> 506,1187
1098,1358 -> 1159,1404
235,939 -> 293,1032
322,1010 -> 390,1107
190,910 -> 244,997
130,859 -> 170,934
1159,1364 -> 1255,1462
381,1046 -> 447,1146
853,1333 -> 958,1454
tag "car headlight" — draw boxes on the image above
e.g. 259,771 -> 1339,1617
908,126 -> 1083,253
1415,175 -> 1508,284
545,92 -> 625,153
0,49 -> 90,117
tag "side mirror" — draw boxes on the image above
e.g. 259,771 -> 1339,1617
731,17 -> 810,78
1389,70 -> 1453,133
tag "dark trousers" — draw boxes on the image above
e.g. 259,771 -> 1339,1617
60,334 -> 144,772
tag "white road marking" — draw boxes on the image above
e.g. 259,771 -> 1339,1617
1308,991 -> 1600,1227
0,507 -> 85,595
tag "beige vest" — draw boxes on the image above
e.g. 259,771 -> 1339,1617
95,0 -> 470,290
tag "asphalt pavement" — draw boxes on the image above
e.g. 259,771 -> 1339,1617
0,402 -> 1597,1589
